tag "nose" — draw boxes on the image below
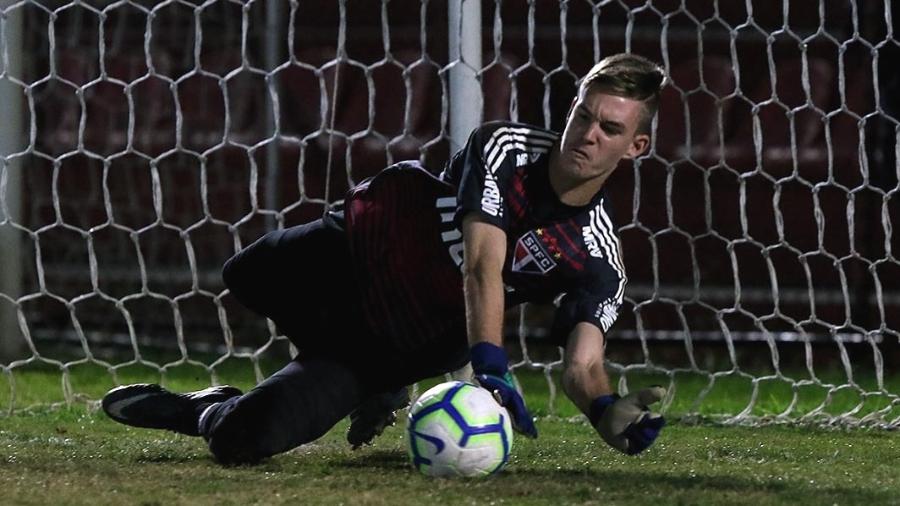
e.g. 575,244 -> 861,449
581,121 -> 601,145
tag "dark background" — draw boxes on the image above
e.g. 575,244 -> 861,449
2,0 -> 898,374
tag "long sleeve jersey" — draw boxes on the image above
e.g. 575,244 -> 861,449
344,121 -> 627,353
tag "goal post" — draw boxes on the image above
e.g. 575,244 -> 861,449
448,0 -> 482,154
1,0 -> 898,428
0,0 -> 24,362
446,0 -> 480,383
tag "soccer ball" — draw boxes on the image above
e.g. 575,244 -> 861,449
406,381 -> 513,477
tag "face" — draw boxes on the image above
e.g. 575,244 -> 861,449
556,87 -> 650,185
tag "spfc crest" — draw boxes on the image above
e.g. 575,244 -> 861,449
512,231 -> 557,274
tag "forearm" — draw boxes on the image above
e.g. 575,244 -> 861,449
464,255 -> 538,438
562,323 -> 666,454
461,215 -> 507,347
463,265 -> 505,347
562,322 -> 613,415
562,360 -> 613,415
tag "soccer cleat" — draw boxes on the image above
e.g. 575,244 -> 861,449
347,387 -> 410,449
101,383 -> 243,436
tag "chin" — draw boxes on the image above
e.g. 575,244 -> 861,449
566,158 -> 600,179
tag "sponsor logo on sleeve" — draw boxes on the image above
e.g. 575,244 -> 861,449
582,225 -> 603,258
481,173 -> 503,217
515,152 -> 542,167
594,298 -> 620,332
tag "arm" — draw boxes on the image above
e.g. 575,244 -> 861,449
562,322 -> 666,455
461,213 -> 538,438
461,214 -> 506,348
562,322 -> 613,413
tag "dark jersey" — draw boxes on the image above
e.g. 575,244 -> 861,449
343,162 -> 464,353
440,121 -> 627,342
343,121 -> 626,350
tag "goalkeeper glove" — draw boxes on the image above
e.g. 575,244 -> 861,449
589,386 -> 666,455
470,342 -> 538,439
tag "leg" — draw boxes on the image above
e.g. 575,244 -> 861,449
101,384 -> 243,436
346,386 -> 410,449
345,332 -> 469,449
221,219 -> 364,352
199,356 -> 369,465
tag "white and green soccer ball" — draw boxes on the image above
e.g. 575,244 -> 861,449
406,381 -> 513,477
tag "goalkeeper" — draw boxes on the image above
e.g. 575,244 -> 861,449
102,53 -> 667,464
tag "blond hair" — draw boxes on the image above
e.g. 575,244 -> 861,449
579,53 -> 666,135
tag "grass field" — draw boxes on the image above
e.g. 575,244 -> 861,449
1,362 -> 900,505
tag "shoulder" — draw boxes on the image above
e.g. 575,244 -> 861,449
475,120 -> 558,136
351,160 -> 451,196
474,122 -> 559,175
474,121 -> 559,150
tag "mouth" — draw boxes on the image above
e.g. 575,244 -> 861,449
571,147 -> 589,160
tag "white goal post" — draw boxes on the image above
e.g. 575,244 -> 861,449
0,0 -> 24,361
1,0 -> 898,428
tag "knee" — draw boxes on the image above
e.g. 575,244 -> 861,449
222,231 -> 280,301
221,256 -> 247,302
204,399 -> 273,466
208,433 -> 265,466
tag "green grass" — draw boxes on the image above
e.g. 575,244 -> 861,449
6,356 -> 900,423
1,364 -> 900,505
1,405 -> 899,505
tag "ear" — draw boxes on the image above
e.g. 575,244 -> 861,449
622,133 -> 650,160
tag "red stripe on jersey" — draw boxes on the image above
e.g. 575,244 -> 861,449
387,177 -> 437,347
393,180 -> 439,347
552,222 -> 586,271
508,168 -> 528,219
346,164 -> 466,351
365,190 -> 401,341
377,179 -> 412,345
508,190 -> 526,219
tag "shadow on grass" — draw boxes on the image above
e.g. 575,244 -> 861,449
498,468 -> 891,503
135,445 -> 409,470
503,467 -> 789,490
329,451 -> 892,503
337,449 -> 410,470
135,451 -> 209,464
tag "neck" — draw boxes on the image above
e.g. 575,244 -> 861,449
548,147 -> 608,207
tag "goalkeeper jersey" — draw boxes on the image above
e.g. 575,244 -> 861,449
344,121 -> 626,351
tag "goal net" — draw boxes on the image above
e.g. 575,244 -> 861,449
1,0 -> 898,427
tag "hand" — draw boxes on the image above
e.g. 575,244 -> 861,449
470,342 -> 538,439
589,386 -> 666,455
475,372 -> 538,438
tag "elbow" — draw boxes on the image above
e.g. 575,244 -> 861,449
462,258 -> 496,284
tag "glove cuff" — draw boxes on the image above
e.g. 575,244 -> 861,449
588,393 -> 620,427
470,342 -> 509,377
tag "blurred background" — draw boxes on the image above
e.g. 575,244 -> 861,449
0,0 -> 898,409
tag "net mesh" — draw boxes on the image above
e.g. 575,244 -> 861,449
1,0 -> 898,427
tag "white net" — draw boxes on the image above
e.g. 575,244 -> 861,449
1,0 -> 898,427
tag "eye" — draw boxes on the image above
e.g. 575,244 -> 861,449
601,123 -> 623,136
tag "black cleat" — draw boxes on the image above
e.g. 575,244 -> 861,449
101,383 -> 243,436
347,387 -> 410,449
